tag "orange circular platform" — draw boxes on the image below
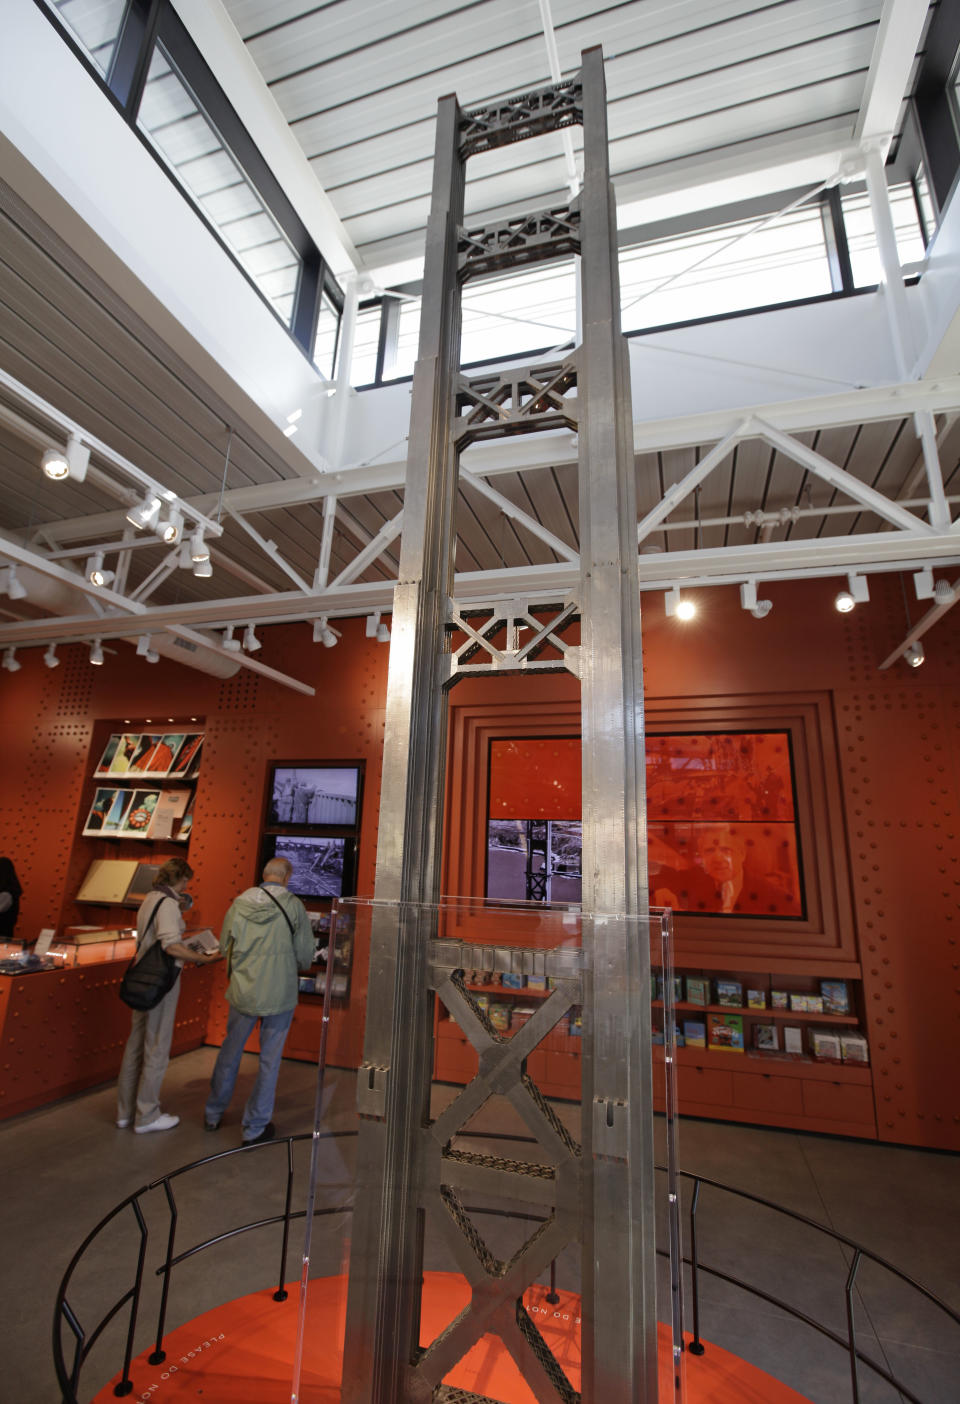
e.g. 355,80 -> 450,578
93,1272 -> 811,1403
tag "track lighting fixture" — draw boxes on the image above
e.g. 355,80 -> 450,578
190,528 -> 209,564
193,557 -> 213,578
221,625 -> 242,653
157,508 -> 183,545
664,587 -> 696,621
913,567 -> 955,605
89,639 -> 104,666
135,635 -> 159,662
312,617 -> 339,648
904,641 -> 925,668
376,620 -> 390,643
41,432 -> 89,482
86,552 -> 115,587
835,574 -> 869,613
126,492 -> 163,531
43,643 -> 60,669
365,612 -> 381,638
739,581 -> 772,619
242,624 -> 261,652
1,565 -> 27,600
2,647 -> 21,672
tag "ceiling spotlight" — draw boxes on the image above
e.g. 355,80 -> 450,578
190,528 -> 209,564
43,643 -> 60,669
89,638 -> 104,666
41,432 -> 89,482
376,620 -> 390,643
157,508 -> 183,544
904,641 -> 925,668
193,557 -> 213,578
836,574 -> 869,612
136,635 -> 152,657
126,491 -> 162,531
312,617 -> 339,648
86,552 -> 115,587
2,647 -> 21,673
41,448 -> 69,480
1,565 -> 27,600
365,611 -> 381,638
222,625 -> 242,653
664,587 -> 696,620
242,624 -> 261,652
739,581 -> 772,619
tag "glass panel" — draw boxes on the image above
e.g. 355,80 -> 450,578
394,298 -> 422,378
312,293 -> 341,379
46,0 -> 128,78
293,896 -> 685,1401
348,304 -> 383,386
136,44 -> 301,326
913,167 -> 937,247
460,259 -> 578,366
841,181 -> 927,286
620,202 -> 832,332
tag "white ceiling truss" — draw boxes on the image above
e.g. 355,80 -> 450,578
2,0 -> 958,691
2,360 -> 960,691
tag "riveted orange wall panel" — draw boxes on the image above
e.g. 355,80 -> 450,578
1,577 -> 959,1147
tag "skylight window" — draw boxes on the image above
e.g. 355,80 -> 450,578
137,45 -> 301,327
46,0 -> 127,78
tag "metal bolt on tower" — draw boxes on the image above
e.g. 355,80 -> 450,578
341,46 -> 656,1404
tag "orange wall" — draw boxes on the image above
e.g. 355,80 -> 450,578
0,575 -> 958,1148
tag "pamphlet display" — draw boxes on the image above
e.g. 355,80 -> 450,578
95,732 -> 203,779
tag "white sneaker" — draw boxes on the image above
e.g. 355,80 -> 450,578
116,1117 -> 131,1129
135,1113 -> 180,1134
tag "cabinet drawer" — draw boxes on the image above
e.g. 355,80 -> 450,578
546,1050 -> 581,1091
802,1080 -> 875,1124
732,1070 -> 803,1115
677,1065 -> 733,1106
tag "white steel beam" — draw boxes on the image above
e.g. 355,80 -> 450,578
855,0 -> 933,156
636,427 -> 740,545
223,506 -> 311,592
328,509 -> 404,588
749,418 -> 935,534
461,467 -> 579,562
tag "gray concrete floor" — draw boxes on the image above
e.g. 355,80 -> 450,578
0,1047 -> 956,1403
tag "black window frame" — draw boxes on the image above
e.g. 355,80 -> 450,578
33,0 -> 343,366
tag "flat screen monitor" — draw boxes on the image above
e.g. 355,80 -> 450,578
262,834 -> 355,899
266,765 -> 360,828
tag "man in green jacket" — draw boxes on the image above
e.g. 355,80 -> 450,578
204,857 -> 315,1143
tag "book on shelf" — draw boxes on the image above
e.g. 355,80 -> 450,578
840,1033 -> 869,1063
568,1009 -> 582,1037
783,1026 -> 804,1055
790,993 -> 824,1014
715,979 -> 743,1008
685,976 -> 708,1006
810,1029 -> 842,1061
771,989 -> 789,1009
820,979 -> 851,1015
683,1019 -> 706,1048
76,858 -> 140,904
501,972 -> 525,989
526,973 -> 547,991
488,1003 -> 511,1031
149,787 -> 192,840
753,1023 -> 779,1051
708,1013 -> 744,1051
747,988 -> 767,1009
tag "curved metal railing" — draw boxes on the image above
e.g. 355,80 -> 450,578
53,1129 -> 959,1404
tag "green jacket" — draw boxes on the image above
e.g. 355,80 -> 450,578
219,883 -> 315,1016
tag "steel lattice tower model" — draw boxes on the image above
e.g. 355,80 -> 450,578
341,47 -> 656,1404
